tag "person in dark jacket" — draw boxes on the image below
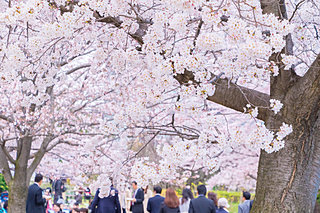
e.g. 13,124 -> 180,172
130,181 -> 144,213
160,188 -> 180,213
90,187 -> 121,213
53,177 -> 64,203
26,173 -> 49,213
147,186 -> 165,213
188,185 -> 216,213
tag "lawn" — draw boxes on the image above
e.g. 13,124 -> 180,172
229,202 -> 239,213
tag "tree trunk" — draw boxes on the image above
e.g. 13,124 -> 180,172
7,136 -> 33,213
8,177 -> 28,213
252,100 -> 320,212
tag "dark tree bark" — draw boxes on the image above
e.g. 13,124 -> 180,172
8,174 -> 29,213
2,135 -> 56,213
7,136 -> 33,213
250,0 -> 320,211
253,103 -> 320,212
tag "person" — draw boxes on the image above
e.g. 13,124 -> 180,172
45,188 -> 54,213
56,198 -> 65,212
72,209 -> 81,213
3,201 -> 8,212
238,192 -> 251,213
119,183 -> 131,213
207,192 -> 218,209
159,188 -> 180,213
75,191 -> 83,204
84,187 -> 91,201
26,173 -> 50,213
125,186 -> 132,212
179,188 -> 193,213
130,181 -> 144,213
73,202 -> 80,210
216,198 -> 230,213
90,183 -> 121,213
0,201 -> 7,213
53,203 -> 63,213
3,200 -> 8,211
147,186 -> 165,213
79,208 -> 88,213
188,185 -> 216,213
0,191 -> 8,203
53,177 -> 65,203
143,186 -> 153,213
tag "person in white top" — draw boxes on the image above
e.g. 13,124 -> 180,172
143,186 -> 153,213
119,184 -> 130,213
179,188 -> 194,213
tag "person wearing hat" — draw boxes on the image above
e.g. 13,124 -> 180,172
216,198 -> 230,213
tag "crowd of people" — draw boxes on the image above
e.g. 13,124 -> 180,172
23,174 -> 253,213
90,181 -> 253,213
25,174 -> 89,213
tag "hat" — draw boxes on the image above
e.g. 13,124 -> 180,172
218,198 -> 230,208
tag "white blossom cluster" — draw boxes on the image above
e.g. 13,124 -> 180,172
270,99 -> 284,114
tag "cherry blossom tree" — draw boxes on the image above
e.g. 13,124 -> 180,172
0,0 -> 319,213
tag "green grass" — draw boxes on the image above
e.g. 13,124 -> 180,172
229,202 -> 239,213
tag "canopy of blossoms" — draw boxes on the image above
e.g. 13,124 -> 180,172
1,0 -> 318,189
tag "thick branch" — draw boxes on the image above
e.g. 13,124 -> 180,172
175,71 -> 270,121
27,137 -> 78,180
95,13 -> 149,45
27,136 -> 54,180
66,64 -> 91,75
0,146 -> 12,182
260,0 -> 301,98
46,139 -> 79,152
285,54 -> 320,119
260,0 -> 286,18
1,144 -> 15,164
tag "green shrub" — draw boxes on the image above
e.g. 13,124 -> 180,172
176,188 -> 183,196
209,190 -> 255,204
317,190 -> 320,205
213,191 -> 242,203
0,173 -> 8,193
